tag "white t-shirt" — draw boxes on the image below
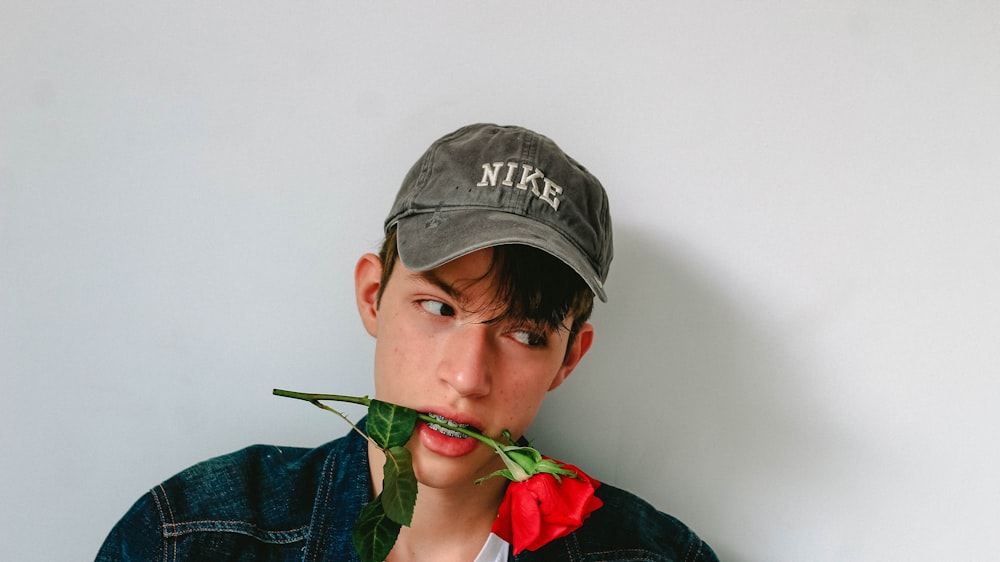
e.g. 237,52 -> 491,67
473,533 -> 510,562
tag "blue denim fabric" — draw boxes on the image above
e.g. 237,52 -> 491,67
97,424 -> 718,562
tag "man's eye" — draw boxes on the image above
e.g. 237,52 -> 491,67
419,300 -> 455,317
511,330 -> 547,347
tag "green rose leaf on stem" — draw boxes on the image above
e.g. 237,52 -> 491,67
367,399 -> 418,449
381,445 -> 417,526
352,499 -> 401,562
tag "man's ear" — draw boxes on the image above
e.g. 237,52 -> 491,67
548,322 -> 594,391
354,253 -> 383,337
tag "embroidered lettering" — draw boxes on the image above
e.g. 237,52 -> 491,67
539,178 -> 562,210
516,165 -> 545,196
477,162 -> 506,187
475,161 -> 563,211
502,162 -> 519,187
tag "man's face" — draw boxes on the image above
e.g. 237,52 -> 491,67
354,248 -> 593,490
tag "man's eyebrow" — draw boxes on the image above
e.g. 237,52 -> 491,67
409,270 -> 463,302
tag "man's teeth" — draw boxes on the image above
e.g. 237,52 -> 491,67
426,413 -> 469,438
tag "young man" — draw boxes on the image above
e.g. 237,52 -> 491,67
97,124 -> 718,561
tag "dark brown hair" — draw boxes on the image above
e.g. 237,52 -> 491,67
376,225 -> 594,353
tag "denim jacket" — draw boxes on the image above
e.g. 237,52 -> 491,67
97,425 -> 718,562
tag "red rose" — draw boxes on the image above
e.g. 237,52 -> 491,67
491,459 -> 603,554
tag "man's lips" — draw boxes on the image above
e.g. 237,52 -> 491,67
422,412 -> 484,438
417,411 -> 484,458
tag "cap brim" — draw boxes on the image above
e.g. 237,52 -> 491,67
393,209 -> 608,302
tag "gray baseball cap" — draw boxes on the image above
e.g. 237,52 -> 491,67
384,123 -> 613,301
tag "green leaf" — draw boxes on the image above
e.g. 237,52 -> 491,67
381,445 -> 417,526
505,446 -> 542,472
535,458 -> 577,479
367,400 -> 418,449
352,499 -> 401,562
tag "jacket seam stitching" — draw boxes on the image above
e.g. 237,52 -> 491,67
161,520 -> 309,543
582,548 -> 662,561
683,538 -> 703,562
303,447 -> 339,561
150,485 -> 176,562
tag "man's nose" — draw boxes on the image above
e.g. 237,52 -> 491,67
440,325 -> 493,397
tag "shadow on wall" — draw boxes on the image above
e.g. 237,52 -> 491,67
531,225 -> 852,562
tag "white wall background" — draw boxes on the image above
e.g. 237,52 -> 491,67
2,2 -> 998,560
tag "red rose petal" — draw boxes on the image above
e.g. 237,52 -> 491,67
490,460 -> 604,555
